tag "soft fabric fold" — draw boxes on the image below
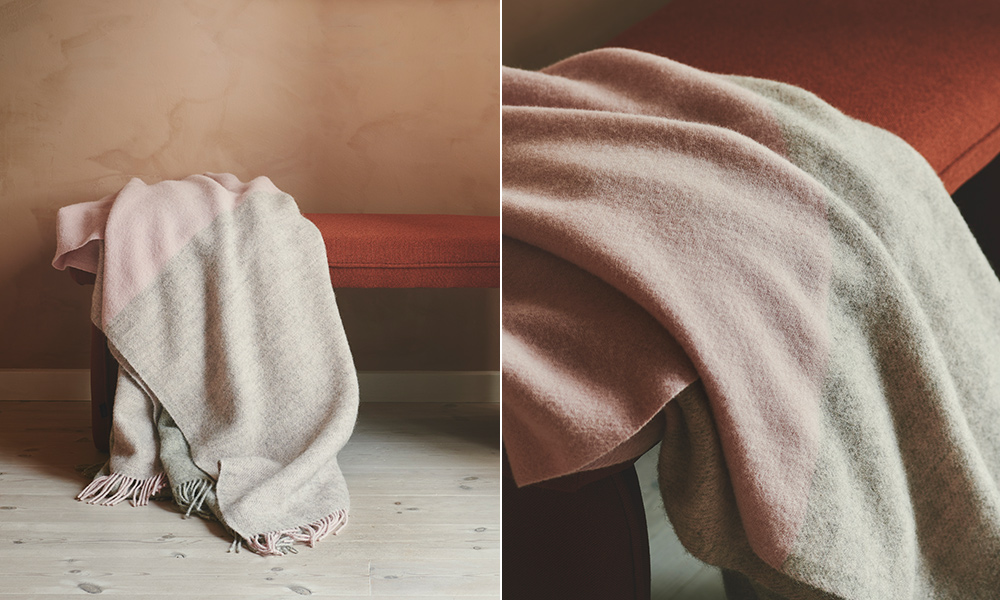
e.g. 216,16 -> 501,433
503,48 -> 1000,598
54,173 -> 359,556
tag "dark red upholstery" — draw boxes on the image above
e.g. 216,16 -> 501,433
70,214 -> 500,289
305,214 -> 500,288
610,0 -> 1000,194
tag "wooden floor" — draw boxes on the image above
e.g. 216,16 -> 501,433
635,445 -> 726,600
0,400 -> 501,598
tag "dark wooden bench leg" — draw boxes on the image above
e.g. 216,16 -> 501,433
89,324 -> 117,452
953,152 -> 1000,271
503,451 -> 651,600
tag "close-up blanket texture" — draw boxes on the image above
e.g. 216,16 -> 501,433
52,173 -> 359,556
502,49 -> 1000,598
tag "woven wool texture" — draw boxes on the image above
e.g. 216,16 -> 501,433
503,48 -> 1000,598
53,174 -> 359,555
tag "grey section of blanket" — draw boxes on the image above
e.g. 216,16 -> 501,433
660,76 -> 1000,599
104,366 -> 164,479
157,408 -> 218,520
658,383 -> 838,600
103,191 -> 358,539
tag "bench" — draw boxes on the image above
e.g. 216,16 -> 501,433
503,1 -> 1000,598
75,213 -> 500,452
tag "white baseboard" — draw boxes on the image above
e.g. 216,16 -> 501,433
0,369 -> 500,403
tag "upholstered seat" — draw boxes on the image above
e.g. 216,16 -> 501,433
609,0 -> 1000,194
305,214 -> 500,288
70,214 -> 500,289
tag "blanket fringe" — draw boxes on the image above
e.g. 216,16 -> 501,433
172,479 -> 215,520
77,472 -> 166,507
241,510 -> 349,556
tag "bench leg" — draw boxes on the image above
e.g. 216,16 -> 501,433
953,152 -> 1000,270
89,324 -> 117,452
503,452 -> 651,600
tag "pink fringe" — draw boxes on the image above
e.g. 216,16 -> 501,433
78,472 -> 166,507
241,510 -> 348,556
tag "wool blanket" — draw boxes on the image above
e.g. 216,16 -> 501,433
503,49 -> 1000,599
52,173 -> 359,556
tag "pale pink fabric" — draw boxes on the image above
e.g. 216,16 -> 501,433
52,173 -> 281,327
579,412 -> 665,472
502,49 -> 832,568
52,195 -> 114,275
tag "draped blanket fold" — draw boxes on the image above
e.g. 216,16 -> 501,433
503,49 -> 1000,598
53,173 -> 359,556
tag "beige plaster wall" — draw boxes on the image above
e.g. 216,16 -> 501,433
0,0 -> 500,370
503,0 -> 672,70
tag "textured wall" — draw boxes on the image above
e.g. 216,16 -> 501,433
503,0 -> 671,70
0,0 -> 500,370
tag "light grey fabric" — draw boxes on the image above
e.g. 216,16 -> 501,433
657,75 -> 1000,599
72,177 -> 358,555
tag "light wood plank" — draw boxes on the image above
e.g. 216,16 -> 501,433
0,575 -> 370,596
9,596 -> 498,600
0,522 -> 500,544
0,534 -> 500,560
0,399 -> 500,598
1,469 -> 501,497
1,494 -> 499,527
0,553 -> 500,577
371,560 -> 501,597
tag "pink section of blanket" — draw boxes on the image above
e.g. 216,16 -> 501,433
502,49 -> 832,567
52,173 -> 282,327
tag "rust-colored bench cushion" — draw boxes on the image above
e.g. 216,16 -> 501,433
305,214 -> 500,288
610,0 -> 1000,194
70,213 -> 501,289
